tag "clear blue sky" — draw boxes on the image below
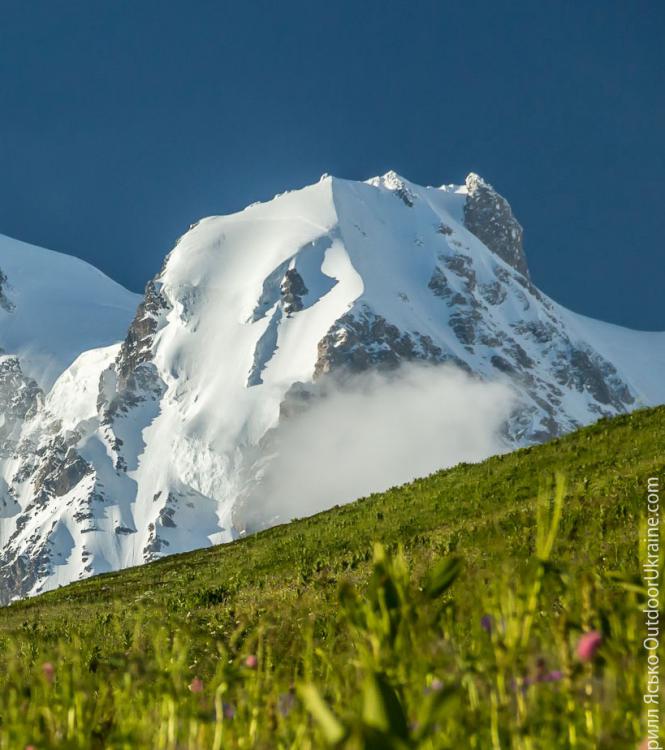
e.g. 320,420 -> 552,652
1,1 -> 663,329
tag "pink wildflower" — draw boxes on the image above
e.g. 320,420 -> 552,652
244,654 -> 258,669
189,677 -> 204,693
576,631 -> 602,662
41,662 -> 55,684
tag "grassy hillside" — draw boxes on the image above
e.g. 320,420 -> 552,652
0,407 -> 663,749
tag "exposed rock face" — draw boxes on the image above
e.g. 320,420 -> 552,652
115,279 -> 170,389
449,309 -> 482,347
0,357 -> 43,456
376,170 -> 416,207
443,253 -> 478,292
0,269 -> 14,312
463,173 -> 529,279
99,279 -> 170,425
142,492 -> 179,560
314,306 -> 456,377
479,280 -> 507,306
280,269 -> 308,315
0,543 -> 53,604
33,437 -> 92,504
554,346 -> 634,410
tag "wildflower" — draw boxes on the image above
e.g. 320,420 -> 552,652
514,658 -> 563,691
244,654 -> 258,669
535,656 -> 547,680
42,662 -> 55,684
424,677 -> 444,694
576,631 -> 602,663
189,677 -> 204,693
223,702 -> 236,719
278,691 -> 296,717
480,614 -> 493,634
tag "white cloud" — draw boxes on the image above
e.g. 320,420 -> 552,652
246,363 -> 515,526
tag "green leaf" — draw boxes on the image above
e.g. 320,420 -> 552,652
423,557 -> 462,599
298,684 -> 346,746
414,684 -> 458,740
362,672 -> 409,740
360,725 -> 411,750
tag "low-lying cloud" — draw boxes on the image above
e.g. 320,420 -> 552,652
251,363 -> 516,525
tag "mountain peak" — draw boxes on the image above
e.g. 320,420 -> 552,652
463,172 -> 529,279
364,170 -> 416,207
464,171 -> 490,191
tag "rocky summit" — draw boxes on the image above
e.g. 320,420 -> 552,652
0,172 -> 664,602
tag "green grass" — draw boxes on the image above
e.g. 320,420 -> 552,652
0,406 -> 663,749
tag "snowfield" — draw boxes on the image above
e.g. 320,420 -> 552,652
0,233 -> 140,388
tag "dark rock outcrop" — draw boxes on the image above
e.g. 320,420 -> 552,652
314,306 -> 468,378
0,269 -> 15,312
281,269 -> 309,315
381,171 -> 416,207
99,279 -> 170,423
0,358 -> 43,457
463,173 -> 529,279
553,345 -> 634,410
115,279 -> 169,388
33,436 -> 92,502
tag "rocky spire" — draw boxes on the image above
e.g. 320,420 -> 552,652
463,173 -> 529,279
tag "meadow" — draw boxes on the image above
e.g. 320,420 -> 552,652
0,406 -> 663,749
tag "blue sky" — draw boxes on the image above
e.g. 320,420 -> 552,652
1,1 -> 663,329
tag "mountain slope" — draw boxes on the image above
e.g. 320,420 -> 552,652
0,233 -> 140,387
0,172 -> 663,601
0,406 -> 662,747
0,234 -> 140,596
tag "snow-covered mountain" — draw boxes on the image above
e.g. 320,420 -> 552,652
0,233 -> 141,388
1,172 -> 664,602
